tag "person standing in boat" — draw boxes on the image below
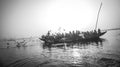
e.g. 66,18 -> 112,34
98,28 -> 101,34
94,30 -> 97,35
47,30 -> 51,36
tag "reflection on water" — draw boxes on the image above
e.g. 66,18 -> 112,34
41,38 -> 105,66
0,33 -> 120,67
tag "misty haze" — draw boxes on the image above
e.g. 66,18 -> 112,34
0,0 -> 120,67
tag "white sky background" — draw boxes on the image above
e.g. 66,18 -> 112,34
0,0 -> 120,39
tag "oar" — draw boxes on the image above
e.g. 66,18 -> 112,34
102,28 -> 120,31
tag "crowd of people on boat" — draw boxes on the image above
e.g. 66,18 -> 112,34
40,29 -> 102,42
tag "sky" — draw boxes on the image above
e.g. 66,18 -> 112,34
0,0 -> 120,39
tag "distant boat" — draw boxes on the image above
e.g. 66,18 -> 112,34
40,2 -> 107,44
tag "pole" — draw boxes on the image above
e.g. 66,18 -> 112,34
95,2 -> 102,30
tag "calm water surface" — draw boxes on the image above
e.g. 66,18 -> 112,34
0,31 -> 120,67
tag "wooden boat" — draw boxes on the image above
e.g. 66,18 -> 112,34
40,30 -> 107,44
42,38 -> 105,49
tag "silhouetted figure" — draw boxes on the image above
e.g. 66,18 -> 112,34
93,30 -> 97,36
47,30 -> 51,36
98,28 -> 101,34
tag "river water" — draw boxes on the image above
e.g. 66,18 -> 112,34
0,31 -> 120,67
